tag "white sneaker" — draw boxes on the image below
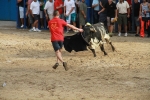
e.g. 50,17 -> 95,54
36,28 -> 41,32
21,25 -> 24,28
124,33 -> 128,37
118,33 -> 121,36
33,28 -> 36,32
29,28 -> 34,32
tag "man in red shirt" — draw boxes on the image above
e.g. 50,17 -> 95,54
54,0 -> 64,19
48,10 -> 83,71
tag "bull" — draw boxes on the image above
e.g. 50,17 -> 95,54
82,22 -> 115,57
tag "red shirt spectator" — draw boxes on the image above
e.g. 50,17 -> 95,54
54,0 -> 63,15
127,0 -> 132,5
48,17 -> 67,41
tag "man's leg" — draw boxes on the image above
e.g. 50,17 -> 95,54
19,6 -> 24,27
55,50 -> 63,63
118,14 -> 122,36
135,17 -> 140,36
52,42 -> 68,71
118,24 -> 121,36
33,20 -> 38,31
123,14 -> 128,36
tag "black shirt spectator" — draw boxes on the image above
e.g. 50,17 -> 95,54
134,2 -> 140,17
104,2 -> 117,18
100,0 -> 107,14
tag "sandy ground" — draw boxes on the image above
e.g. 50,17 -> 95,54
0,29 -> 150,100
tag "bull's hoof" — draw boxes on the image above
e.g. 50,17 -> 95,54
94,55 -> 96,57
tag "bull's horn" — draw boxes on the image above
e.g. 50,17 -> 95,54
85,22 -> 91,26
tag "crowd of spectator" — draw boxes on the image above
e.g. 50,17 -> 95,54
17,0 -> 150,37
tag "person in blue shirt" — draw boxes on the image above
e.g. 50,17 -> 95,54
92,0 -> 100,24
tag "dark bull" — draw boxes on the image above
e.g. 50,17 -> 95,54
82,22 -> 115,57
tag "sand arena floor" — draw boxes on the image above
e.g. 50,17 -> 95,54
0,29 -> 150,100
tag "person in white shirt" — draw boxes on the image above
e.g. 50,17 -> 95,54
116,0 -> 130,37
44,0 -> 54,20
64,0 -> 76,33
30,0 -> 41,32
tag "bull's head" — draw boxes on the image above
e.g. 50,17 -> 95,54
82,23 -> 98,42
85,23 -> 97,33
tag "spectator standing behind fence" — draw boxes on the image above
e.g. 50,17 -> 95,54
64,0 -> 76,33
116,0 -> 130,37
98,0 -> 107,27
54,0 -> 64,19
75,0 -> 81,28
44,0 -> 54,28
75,0 -> 80,13
98,0 -> 117,37
139,0 -> 150,37
133,0 -> 140,37
30,0 -> 41,32
18,0 -> 26,28
40,0 -> 44,28
92,0 -> 100,24
26,0 -> 33,29
79,0 -> 87,29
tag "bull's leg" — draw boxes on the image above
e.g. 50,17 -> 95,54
90,49 -> 96,57
105,39 -> 115,52
99,44 -> 107,55
109,42 -> 115,52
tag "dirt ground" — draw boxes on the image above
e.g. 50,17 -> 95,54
0,29 -> 150,100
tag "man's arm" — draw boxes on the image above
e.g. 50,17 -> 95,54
66,24 -> 83,32
67,7 -> 75,16
81,10 -> 86,18
26,4 -> 30,16
56,4 -> 64,9
92,3 -> 99,8
127,8 -> 130,17
29,4 -> 33,17
100,1 -> 104,8
115,9 -> 117,18
98,8 -> 105,14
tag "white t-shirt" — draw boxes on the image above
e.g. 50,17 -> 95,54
116,1 -> 129,14
64,0 -> 75,14
44,1 -> 54,15
30,1 -> 40,14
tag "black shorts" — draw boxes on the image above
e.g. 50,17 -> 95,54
52,41 -> 63,51
33,14 -> 39,21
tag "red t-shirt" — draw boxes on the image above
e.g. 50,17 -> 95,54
48,17 -> 67,41
54,0 -> 63,14
126,0 -> 131,5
